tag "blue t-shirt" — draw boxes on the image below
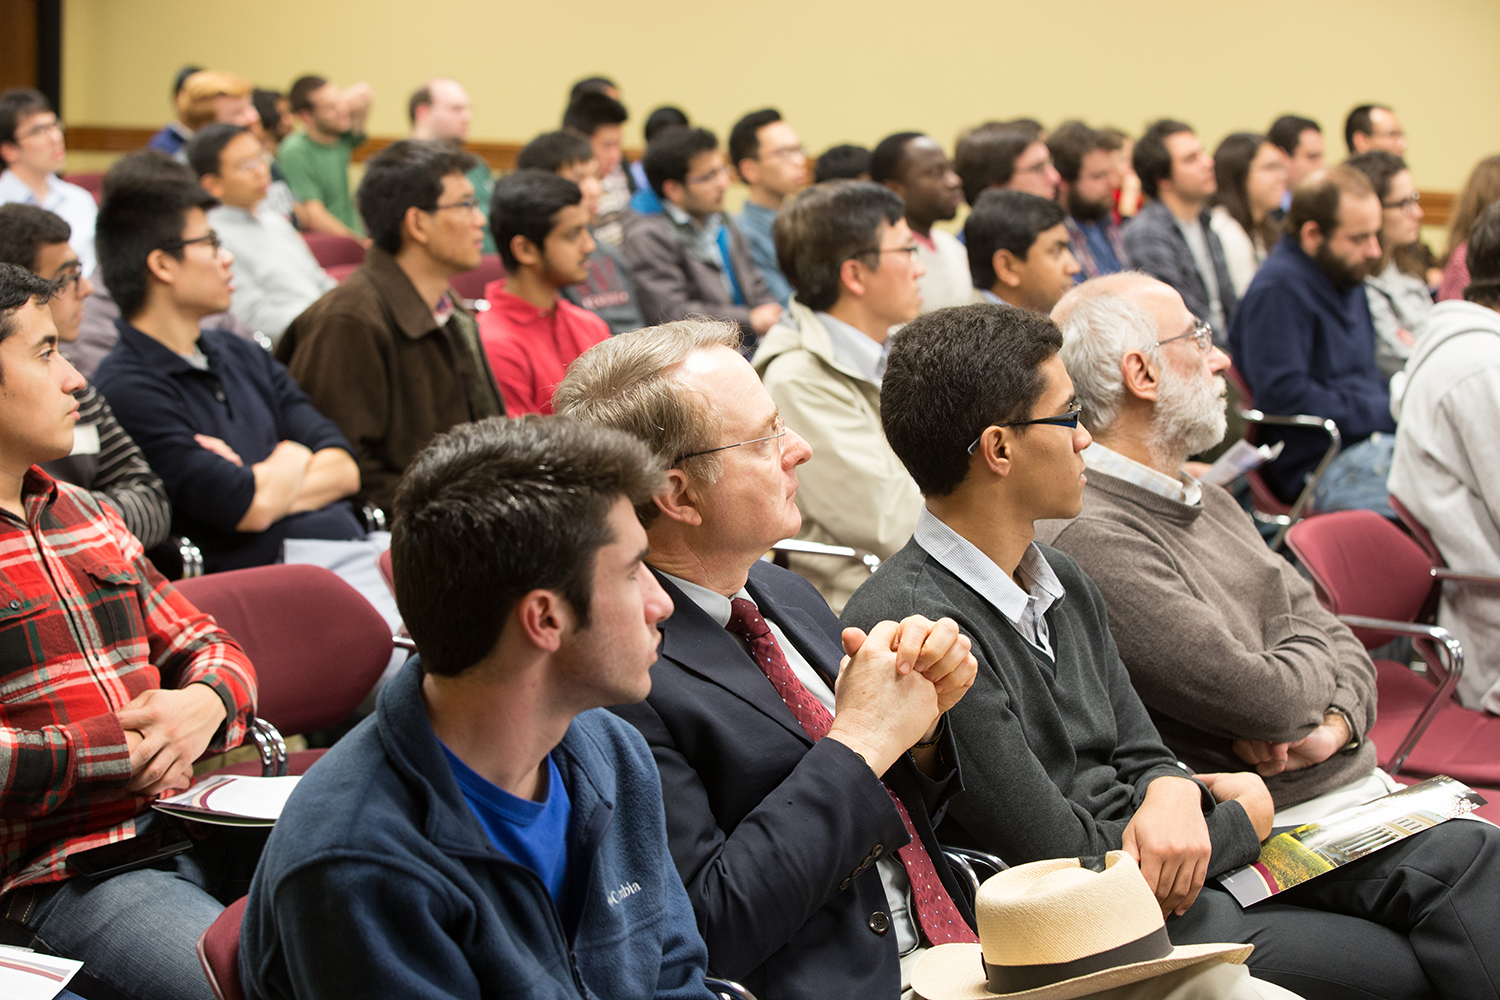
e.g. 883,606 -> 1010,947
441,745 -> 572,904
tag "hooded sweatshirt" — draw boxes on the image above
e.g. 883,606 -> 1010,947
1388,299 -> 1500,713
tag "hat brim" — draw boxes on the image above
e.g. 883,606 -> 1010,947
911,941 -> 1255,1000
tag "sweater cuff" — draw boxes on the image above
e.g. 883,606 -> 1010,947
1204,798 -> 1261,878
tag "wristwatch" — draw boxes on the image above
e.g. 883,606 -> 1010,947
1326,706 -> 1361,752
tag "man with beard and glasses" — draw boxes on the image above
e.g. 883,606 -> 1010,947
1038,272 -> 1389,825
1049,122 -> 1130,280
1229,167 -> 1394,516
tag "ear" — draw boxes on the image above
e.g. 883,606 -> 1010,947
993,248 -> 1024,289
1299,219 -> 1324,253
653,467 -> 705,527
838,257 -> 869,299
737,157 -> 760,187
515,589 -> 569,653
883,178 -> 906,201
971,426 -> 1015,479
0,141 -> 18,168
199,173 -> 227,200
509,233 -> 542,269
662,178 -> 686,207
144,248 -> 178,287
403,204 -> 432,249
1119,348 -> 1161,403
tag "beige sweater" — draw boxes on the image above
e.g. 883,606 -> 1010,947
1037,471 -> 1378,808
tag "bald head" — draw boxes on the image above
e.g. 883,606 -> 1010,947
410,78 -> 472,142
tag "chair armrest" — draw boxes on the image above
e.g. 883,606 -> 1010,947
361,504 -> 387,533
770,538 -> 881,573
248,717 -> 288,777
705,978 -> 759,1000
942,846 -> 1010,909
1432,568 -> 1500,587
1237,411 -> 1341,549
393,635 -> 416,651
177,535 -> 204,579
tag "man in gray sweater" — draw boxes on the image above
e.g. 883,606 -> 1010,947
1037,273 -> 1386,825
843,301 -> 1500,1000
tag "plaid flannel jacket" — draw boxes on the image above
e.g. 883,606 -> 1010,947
0,468 -> 256,894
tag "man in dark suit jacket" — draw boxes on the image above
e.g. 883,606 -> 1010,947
555,318 -> 978,1000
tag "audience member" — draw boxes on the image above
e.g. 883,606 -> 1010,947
570,75 -> 621,101
278,140 -> 504,515
813,143 -> 871,183
1209,133 -> 1288,297
277,74 -> 373,237
563,89 -> 631,244
144,64 -> 204,155
0,261 -> 257,1000
1049,120 -> 1129,280
954,121 -> 1060,204
730,108 -> 808,307
1229,166 -> 1394,514
844,301 -> 1500,1000
1345,104 -> 1407,156
409,78 -> 497,254
623,126 -> 779,347
1347,151 -> 1431,379
251,87 -> 295,150
516,129 -> 644,335
752,181 -> 924,610
1124,120 -> 1236,338
630,105 -> 689,201
0,204 -> 170,548
185,123 -> 335,344
1103,125 -> 1143,219
1042,272 -> 1388,823
964,189 -> 1079,314
871,132 -> 969,311
1267,115 -> 1323,207
0,88 -> 98,278
92,175 -> 363,572
481,170 -> 608,415
1390,202 -> 1500,716
175,71 -> 260,141
556,320 -> 979,999
1437,154 -> 1500,301
242,416 -> 719,1000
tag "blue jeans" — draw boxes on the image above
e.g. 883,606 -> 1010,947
1311,432 -> 1396,518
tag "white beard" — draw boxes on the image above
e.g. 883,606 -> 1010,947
1147,363 -> 1227,468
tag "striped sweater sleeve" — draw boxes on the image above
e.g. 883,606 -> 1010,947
81,385 -> 173,549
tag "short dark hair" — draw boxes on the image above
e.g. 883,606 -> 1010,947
775,181 -> 905,312
0,88 -> 51,146
1463,202 -> 1500,306
881,304 -> 1064,496
954,124 -> 1037,204
0,204 -> 71,273
390,415 -> 664,678
1268,115 -> 1319,157
252,89 -> 282,134
288,75 -> 327,115
869,132 -> 924,185
643,106 -> 689,143
185,122 -> 250,179
94,176 -> 218,321
1286,164 -> 1376,241
642,126 -> 717,197
516,130 -> 595,173
1134,119 -> 1194,200
101,150 -> 196,202
0,262 -> 55,352
1345,104 -> 1386,154
562,91 -> 628,137
813,144 -> 871,184
729,108 -> 781,175
407,84 -> 433,126
1345,150 -> 1407,204
965,189 -> 1066,290
356,139 -> 478,256
1047,121 -> 1108,184
491,169 -> 583,271
570,77 -> 617,101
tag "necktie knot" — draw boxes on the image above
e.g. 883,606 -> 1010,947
726,597 -> 774,643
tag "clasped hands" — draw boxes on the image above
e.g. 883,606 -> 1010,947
117,683 -> 228,799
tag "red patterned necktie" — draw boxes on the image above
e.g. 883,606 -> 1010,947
725,597 -> 978,945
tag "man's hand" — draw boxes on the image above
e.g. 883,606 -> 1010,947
749,303 -> 783,335
116,684 -> 228,799
195,434 -> 244,467
1233,712 -> 1349,777
1198,771 -> 1275,842
889,615 -> 977,740
1232,738 -> 1290,776
826,621 -> 939,776
1121,776 -> 1211,916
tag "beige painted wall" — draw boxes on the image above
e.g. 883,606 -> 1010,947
63,0 -> 1500,198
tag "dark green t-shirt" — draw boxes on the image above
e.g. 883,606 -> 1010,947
277,131 -> 365,233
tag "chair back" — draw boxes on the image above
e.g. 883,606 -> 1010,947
1284,510 -> 1436,648
196,896 -> 248,1000
449,254 -> 505,303
65,172 -> 105,205
301,233 -> 366,270
1226,364 -> 1293,517
377,548 -> 395,595
175,564 -> 392,735
1388,494 -> 1446,566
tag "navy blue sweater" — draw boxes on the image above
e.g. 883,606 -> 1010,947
1228,237 -> 1395,502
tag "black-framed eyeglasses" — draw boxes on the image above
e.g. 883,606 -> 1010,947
159,230 -> 223,255
430,199 -> 481,214
50,262 -> 83,295
674,416 -> 787,465
966,403 -> 1083,455
846,244 -> 921,265
1383,191 -> 1421,214
1155,317 -> 1213,353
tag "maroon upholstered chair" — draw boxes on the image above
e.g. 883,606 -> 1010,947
448,254 -> 504,305
197,896 -> 248,1000
300,232 -> 365,270
376,548 -> 394,596
64,172 -> 105,205
175,564 -> 397,776
1286,510 -> 1500,785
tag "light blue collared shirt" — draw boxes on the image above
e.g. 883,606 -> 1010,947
816,311 -> 889,385
0,169 -> 98,278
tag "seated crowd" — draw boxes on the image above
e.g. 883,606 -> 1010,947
1,67 -> 1499,1000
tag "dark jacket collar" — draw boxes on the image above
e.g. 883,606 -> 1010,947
361,245 -> 466,343
113,318 -> 224,377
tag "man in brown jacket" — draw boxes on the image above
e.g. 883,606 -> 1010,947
1038,272 -> 1386,824
278,140 -> 504,515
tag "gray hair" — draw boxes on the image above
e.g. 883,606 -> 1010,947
1051,272 -> 1160,434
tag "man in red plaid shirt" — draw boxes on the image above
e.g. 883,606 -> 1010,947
0,262 -> 256,1000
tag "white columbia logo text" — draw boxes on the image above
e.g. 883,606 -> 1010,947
606,881 -> 642,905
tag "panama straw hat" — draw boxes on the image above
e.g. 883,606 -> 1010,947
911,852 -> 1252,1000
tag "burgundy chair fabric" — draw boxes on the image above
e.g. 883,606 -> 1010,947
1286,511 -> 1500,786
64,172 -> 105,205
1388,493 -> 1446,566
300,232 -> 366,270
197,895 -> 248,1000
325,262 -> 361,283
376,548 -> 394,595
1225,365 -> 1293,518
449,254 -> 504,303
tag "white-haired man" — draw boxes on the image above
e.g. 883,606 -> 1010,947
1037,272 -> 1387,824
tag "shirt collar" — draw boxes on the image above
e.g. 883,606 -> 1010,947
0,169 -> 57,207
114,319 -> 210,376
12,467 -> 60,526
913,506 -> 1065,626
656,570 -> 753,628
662,199 -> 719,232
816,311 -> 888,385
1083,442 -> 1202,506
979,288 -> 1006,305
365,246 -> 453,341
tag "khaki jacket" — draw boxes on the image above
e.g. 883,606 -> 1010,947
752,301 -> 922,611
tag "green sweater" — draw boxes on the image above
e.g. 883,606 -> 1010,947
1037,471 -> 1377,808
842,538 -> 1261,878
277,131 -> 365,233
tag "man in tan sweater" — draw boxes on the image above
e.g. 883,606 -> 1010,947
1038,272 -> 1388,824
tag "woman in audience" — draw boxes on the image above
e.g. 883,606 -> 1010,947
1348,150 -> 1431,379
1209,132 -> 1287,297
1439,154 -> 1500,300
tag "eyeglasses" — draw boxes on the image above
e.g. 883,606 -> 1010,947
1016,156 -> 1056,176
431,199 -> 482,214
159,230 -> 223,255
686,165 -> 731,187
50,262 -> 83,295
846,244 -> 921,265
675,416 -> 787,464
966,403 -> 1083,455
1382,191 -> 1421,214
17,118 -> 62,141
229,151 -> 274,173
1154,317 -> 1214,353
760,144 -> 806,162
